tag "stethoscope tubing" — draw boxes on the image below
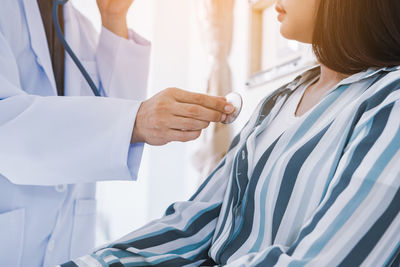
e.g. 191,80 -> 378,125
52,0 -> 101,96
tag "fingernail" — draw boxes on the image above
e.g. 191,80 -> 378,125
221,114 -> 227,122
225,105 -> 234,113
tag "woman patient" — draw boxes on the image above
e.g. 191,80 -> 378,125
63,0 -> 400,266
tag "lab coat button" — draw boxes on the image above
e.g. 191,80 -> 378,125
55,184 -> 67,193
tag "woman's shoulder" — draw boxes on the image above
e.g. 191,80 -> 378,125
340,66 -> 400,135
357,66 -> 400,111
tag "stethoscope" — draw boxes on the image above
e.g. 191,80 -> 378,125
53,0 -> 100,96
52,0 -> 242,123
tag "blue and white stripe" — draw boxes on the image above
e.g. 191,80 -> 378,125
62,65 -> 400,267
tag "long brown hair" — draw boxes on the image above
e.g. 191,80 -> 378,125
312,0 -> 400,74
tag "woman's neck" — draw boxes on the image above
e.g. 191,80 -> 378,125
317,64 -> 350,87
294,64 -> 351,117
300,63 -> 351,102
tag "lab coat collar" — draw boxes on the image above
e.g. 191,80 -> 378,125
21,0 -> 57,94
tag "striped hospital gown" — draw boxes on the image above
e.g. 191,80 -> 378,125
63,65 -> 400,267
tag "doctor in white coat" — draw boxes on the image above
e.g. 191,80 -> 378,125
0,0 -> 235,266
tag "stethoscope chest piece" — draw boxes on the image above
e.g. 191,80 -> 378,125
222,92 -> 243,124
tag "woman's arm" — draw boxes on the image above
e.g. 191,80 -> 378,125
61,159 -> 230,266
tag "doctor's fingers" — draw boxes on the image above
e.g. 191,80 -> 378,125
174,103 -> 226,122
166,129 -> 202,143
171,88 -> 234,115
169,117 -> 210,131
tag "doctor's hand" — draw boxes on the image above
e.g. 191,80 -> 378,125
96,0 -> 134,39
131,88 -> 235,146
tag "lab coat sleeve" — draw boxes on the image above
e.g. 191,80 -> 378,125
68,4 -> 151,180
67,2 -> 151,101
0,30 -> 143,186
96,26 -> 151,101
95,25 -> 151,180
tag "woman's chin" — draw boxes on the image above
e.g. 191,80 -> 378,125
279,26 -> 311,44
279,25 -> 293,40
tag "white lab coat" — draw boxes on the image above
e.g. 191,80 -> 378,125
0,0 -> 150,266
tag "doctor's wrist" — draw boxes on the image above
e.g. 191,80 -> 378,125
131,126 -> 144,144
131,102 -> 145,144
101,14 -> 129,39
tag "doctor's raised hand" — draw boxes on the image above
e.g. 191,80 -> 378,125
96,0 -> 135,38
132,88 -> 235,146
0,0 -> 238,266
94,0 -> 235,145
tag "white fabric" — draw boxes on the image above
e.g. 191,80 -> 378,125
252,76 -> 318,169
